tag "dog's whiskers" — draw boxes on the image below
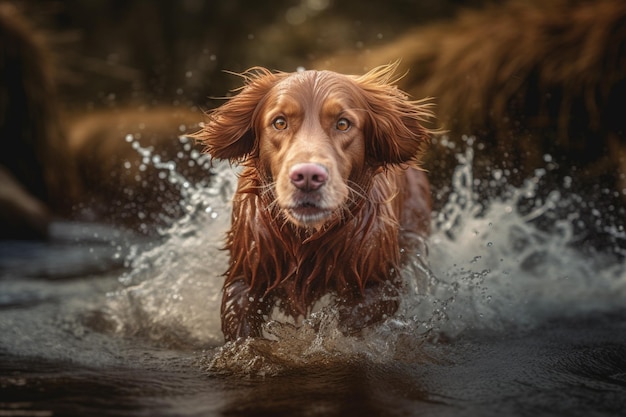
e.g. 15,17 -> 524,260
347,180 -> 369,204
254,181 -> 276,198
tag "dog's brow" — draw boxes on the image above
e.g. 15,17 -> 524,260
275,71 -> 353,107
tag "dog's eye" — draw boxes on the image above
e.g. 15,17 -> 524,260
336,118 -> 351,131
272,117 -> 288,130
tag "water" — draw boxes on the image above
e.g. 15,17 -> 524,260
1,135 -> 626,416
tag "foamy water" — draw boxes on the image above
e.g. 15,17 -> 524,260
99,134 -> 626,375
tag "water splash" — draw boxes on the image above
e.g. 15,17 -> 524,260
99,133 -> 626,374
96,135 -> 237,349
423,138 -> 626,337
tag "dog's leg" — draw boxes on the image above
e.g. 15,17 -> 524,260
221,278 -> 273,341
337,282 -> 400,335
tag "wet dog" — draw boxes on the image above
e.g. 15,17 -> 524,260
196,65 -> 432,341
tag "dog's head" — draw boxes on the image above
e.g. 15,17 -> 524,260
196,64 -> 432,229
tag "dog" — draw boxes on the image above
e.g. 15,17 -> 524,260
195,64 -> 433,341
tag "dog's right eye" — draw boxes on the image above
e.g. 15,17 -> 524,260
272,117 -> 288,130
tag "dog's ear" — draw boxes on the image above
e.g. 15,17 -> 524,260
193,68 -> 284,163
355,64 -> 434,167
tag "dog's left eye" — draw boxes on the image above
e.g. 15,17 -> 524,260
272,117 -> 288,130
336,118 -> 351,131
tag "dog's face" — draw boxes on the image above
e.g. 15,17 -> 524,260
197,65 -> 431,230
255,71 -> 369,228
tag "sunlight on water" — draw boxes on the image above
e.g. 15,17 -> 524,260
100,134 -> 626,375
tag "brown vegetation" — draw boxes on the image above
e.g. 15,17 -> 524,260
318,0 -> 626,201
0,3 -> 207,238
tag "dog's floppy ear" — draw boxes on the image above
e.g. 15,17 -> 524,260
193,68 -> 285,163
355,63 -> 434,167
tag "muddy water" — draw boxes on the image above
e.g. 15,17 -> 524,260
1,140 -> 626,416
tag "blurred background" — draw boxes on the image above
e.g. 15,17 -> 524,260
32,0 -> 482,110
1,0 -> 625,243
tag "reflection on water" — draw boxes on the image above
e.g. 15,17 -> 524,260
1,135 -> 626,416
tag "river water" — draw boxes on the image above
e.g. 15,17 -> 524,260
1,137 -> 626,416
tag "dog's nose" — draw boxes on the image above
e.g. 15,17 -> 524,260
289,163 -> 328,191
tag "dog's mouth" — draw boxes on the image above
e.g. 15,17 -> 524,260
286,202 -> 333,227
